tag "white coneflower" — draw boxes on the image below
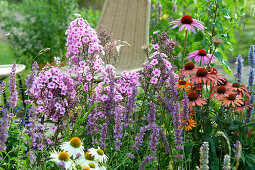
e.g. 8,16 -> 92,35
50,151 -> 73,169
199,141 -> 209,170
88,147 -> 108,164
60,137 -> 84,158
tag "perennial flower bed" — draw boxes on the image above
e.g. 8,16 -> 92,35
0,12 -> 254,170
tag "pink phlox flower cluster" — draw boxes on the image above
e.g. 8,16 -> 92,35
93,65 -> 123,103
65,15 -> 104,67
27,66 -> 77,121
142,51 -> 174,88
116,71 -> 140,97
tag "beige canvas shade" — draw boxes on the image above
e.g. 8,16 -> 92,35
97,0 -> 151,75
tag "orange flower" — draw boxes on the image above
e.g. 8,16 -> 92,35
222,93 -> 244,107
190,68 -> 217,85
210,86 -> 230,100
233,100 -> 252,114
208,68 -> 226,85
180,118 -> 196,131
177,80 -> 193,91
216,77 -> 230,86
229,83 -> 250,98
187,91 -> 207,108
181,62 -> 198,77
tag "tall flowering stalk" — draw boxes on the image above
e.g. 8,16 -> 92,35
246,45 -> 255,122
199,141 -> 209,170
114,106 -> 123,150
248,45 -> 255,69
248,68 -> 255,89
233,140 -> 241,159
100,123 -> 108,148
0,109 -> 11,151
0,81 -> 6,101
9,63 -> 18,109
132,101 -> 169,169
223,154 -> 231,170
173,103 -> 183,159
235,55 -> 243,83
26,61 -> 39,89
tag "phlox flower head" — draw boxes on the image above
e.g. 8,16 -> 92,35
153,44 -> 159,50
169,15 -> 205,34
28,66 -> 78,121
151,77 -> 158,84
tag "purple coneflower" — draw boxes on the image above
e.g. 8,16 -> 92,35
187,50 -> 215,66
169,15 -> 205,34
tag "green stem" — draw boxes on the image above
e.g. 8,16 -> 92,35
210,3 -> 218,54
208,45 -> 217,68
182,30 -> 188,70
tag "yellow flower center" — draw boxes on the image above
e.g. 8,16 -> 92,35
83,166 -> 90,170
70,137 -> 82,148
97,149 -> 104,155
89,163 -> 96,168
58,152 -> 70,162
85,151 -> 95,160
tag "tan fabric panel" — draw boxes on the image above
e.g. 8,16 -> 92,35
97,0 -> 151,74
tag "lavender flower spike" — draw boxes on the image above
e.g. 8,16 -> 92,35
26,61 -> 39,89
9,63 -> 18,108
248,45 -> 255,68
147,102 -> 156,124
139,153 -> 157,170
100,123 -> 108,148
235,55 -> 243,83
0,81 -> 6,100
173,103 -> 183,159
0,109 -> 10,151
248,68 -> 255,89
114,106 -> 123,150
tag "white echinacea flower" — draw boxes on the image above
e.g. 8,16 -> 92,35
50,151 -> 73,170
60,137 -> 84,158
88,147 -> 108,164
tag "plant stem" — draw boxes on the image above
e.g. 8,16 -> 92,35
210,3 -> 218,54
182,30 -> 188,70
208,45 -> 217,68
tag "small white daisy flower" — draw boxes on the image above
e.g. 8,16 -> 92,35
50,151 -> 73,170
88,147 -> 108,164
60,137 -> 84,158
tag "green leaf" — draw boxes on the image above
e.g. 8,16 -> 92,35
243,122 -> 255,128
222,59 -> 232,76
205,118 -> 213,135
